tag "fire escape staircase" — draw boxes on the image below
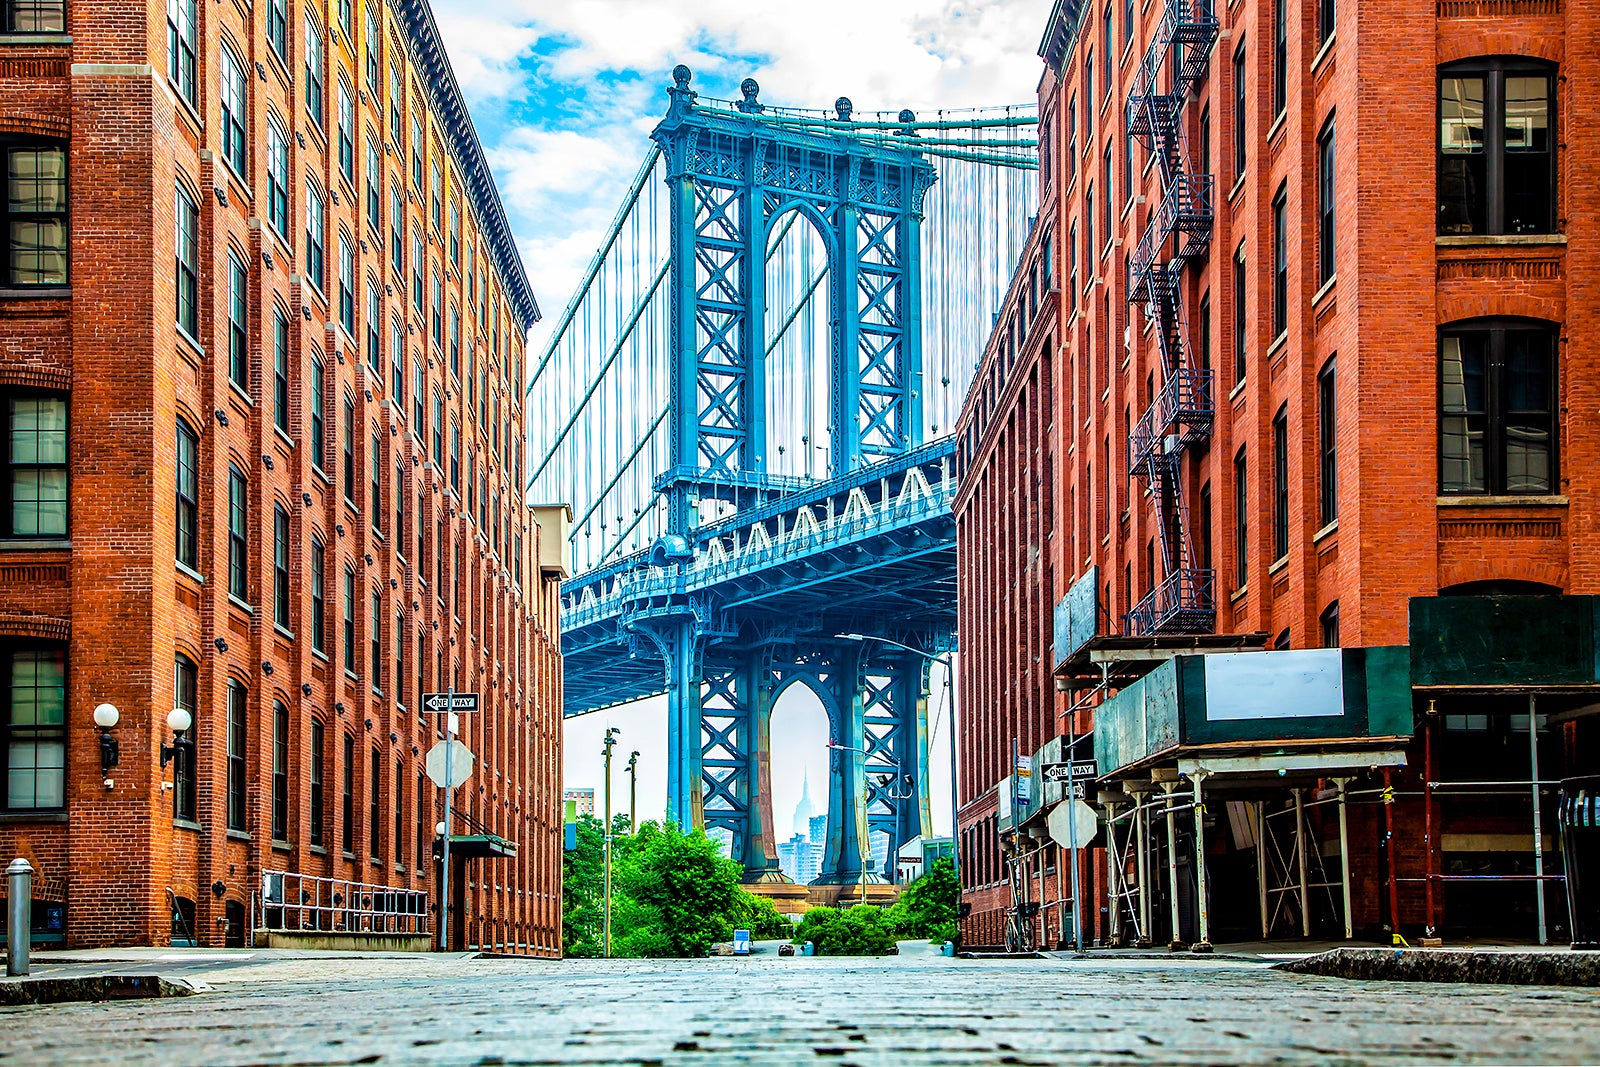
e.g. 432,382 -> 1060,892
1123,0 -> 1219,638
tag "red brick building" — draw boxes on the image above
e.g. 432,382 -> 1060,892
0,0 -> 566,953
955,0 -> 1599,950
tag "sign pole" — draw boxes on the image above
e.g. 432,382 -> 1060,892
440,683 -> 454,951
1065,718 -> 1082,952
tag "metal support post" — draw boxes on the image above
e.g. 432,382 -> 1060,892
1383,768 -> 1403,945
1334,779 -> 1353,939
946,655 -> 960,889
1530,694 -> 1547,946
1105,800 -> 1121,946
1294,787 -> 1310,938
1162,781 -> 1184,949
1136,795 -> 1152,943
627,751 -> 639,832
1064,723 -> 1083,951
6,857 -> 31,976
1424,712 -> 1437,937
1256,801 -> 1269,939
1191,772 -> 1212,952
440,685 -> 454,951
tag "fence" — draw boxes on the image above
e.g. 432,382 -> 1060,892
260,871 -> 429,935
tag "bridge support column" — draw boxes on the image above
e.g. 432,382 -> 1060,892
664,620 -> 702,831
700,651 -> 781,880
816,647 -> 866,886
862,654 -> 933,883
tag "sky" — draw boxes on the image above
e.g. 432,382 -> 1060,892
427,0 -> 1050,843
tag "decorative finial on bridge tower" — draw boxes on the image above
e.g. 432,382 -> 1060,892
896,108 -> 919,137
834,96 -> 853,122
735,78 -> 764,114
664,64 -> 697,123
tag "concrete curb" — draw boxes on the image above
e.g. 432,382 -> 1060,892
1275,947 -> 1600,987
0,975 -> 204,1006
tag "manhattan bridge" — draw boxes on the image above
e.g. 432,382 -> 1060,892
527,66 -> 1036,889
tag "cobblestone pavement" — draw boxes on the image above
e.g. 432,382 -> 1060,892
3,947 -> 1599,1066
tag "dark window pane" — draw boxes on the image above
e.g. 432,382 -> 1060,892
1438,76 -> 1486,235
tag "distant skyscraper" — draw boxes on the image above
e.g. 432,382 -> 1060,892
793,768 -> 819,837
809,814 -> 827,844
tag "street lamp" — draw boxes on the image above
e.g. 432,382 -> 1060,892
835,633 -> 959,888
159,707 -> 194,769
626,750 -> 639,832
602,727 -> 620,958
93,703 -> 119,781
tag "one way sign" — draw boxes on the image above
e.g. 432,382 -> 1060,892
422,692 -> 480,713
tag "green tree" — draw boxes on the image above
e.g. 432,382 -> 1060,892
792,904 -> 899,956
890,856 -> 960,941
616,822 -> 743,957
728,887 -> 790,940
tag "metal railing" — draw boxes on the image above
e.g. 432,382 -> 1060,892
260,872 -> 429,935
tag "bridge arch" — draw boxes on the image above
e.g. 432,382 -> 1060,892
761,204 -> 835,482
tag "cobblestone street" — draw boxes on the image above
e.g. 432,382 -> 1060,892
3,948 -> 1599,1065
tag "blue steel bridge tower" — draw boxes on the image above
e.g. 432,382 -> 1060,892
543,69 -> 1036,887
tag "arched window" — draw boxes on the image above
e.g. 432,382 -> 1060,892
173,653 -> 197,821
271,699 -> 289,841
266,116 -> 289,236
219,42 -> 248,176
1439,58 -> 1555,236
175,416 -> 198,565
304,12 -> 324,126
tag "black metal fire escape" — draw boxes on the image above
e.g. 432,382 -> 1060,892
1123,0 -> 1219,636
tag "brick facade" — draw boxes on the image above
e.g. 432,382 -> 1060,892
954,0 -> 1598,947
0,0 -> 564,954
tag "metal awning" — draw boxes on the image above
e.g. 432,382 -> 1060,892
443,834 -> 517,859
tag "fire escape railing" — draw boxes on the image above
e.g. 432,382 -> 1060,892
1123,0 -> 1219,638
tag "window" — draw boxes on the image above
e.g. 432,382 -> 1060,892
1440,321 -> 1556,495
1199,482 -> 1213,572
1271,185 -> 1287,339
450,422 -> 460,491
370,431 -> 381,525
342,565 -> 356,673
226,680 -> 246,831
341,732 -> 355,854
1320,0 -> 1335,44
228,465 -> 248,600
1084,52 -> 1093,137
1232,242 -> 1247,383
337,81 -> 355,184
449,307 -> 460,376
364,5 -> 379,89
366,280 -> 381,372
1272,406 -> 1289,561
1319,356 -> 1337,525
449,201 -> 461,264
305,183 -> 326,293
1232,44 -> 1247,184
1438,60 -> 1554,235
1102,5 -> 1112,90
389,64 -> 404,140
310,357 -> 327,470
311,537 -> 326,654
411,117 -> 424,189
1234,448 -> 1248,587
342,396 -> 356,503
431,270 -> 443,344
369,747 -> 382,860
1272,0 -> 1286,118
266,0 -> 286,62
432,393 -> 444,464
219,44 -> 248,177
395,612 -> 405,707
1198,290 -> 1211,371
175,184 -> 198,336
394,757 -> 406,866
1084,184 -> 1094,277
430,161 -> 442,231
1318,118 -> 1336,284
273,504 -> 290,629
303,14 -> 325,126
271,700 -> 289,841
390,319 -> 403,399
3,141 -> 67,287
3,0 -> 63,32
176,417 -> 198,566
416,771 -> 427,877
266,118 -> 289,236
389,185 -> 403,275
3,648 -> 64,811
338,235 -> 355,334
166,0 -> 196,106
1320,601 -> 1340,647
273,308 -> 290,432
1102,141 -> 1113,247
0,391 -> 62,541
309,719 -> 326,848
412,360 -> 424,430
369,589 -> 381,687
366,141 -> 380,234
173,654 -> 197,822
222,252 -> 248,387
412,235 -> 424,314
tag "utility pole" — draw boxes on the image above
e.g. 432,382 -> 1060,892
627,751 -> 639,832
602,727 -> 620,958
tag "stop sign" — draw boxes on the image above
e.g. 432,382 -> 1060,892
425,740 -> 475,789
1048,799 -> 1098,849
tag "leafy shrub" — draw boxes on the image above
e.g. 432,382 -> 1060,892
793,904 -> 899,956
